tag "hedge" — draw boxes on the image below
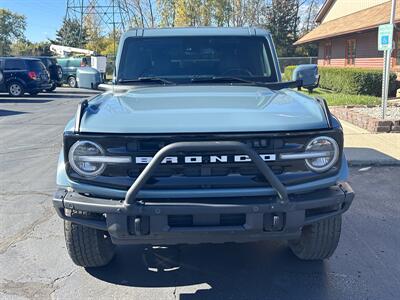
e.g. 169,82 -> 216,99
284,66 -> 398,96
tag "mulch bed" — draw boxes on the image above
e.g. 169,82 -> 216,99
330,105 -> 400,133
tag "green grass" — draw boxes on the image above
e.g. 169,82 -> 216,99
300,88 -> 381,106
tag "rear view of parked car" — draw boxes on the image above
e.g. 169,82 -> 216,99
31,56 -> 63,91
0,57 -> 52,97
57,57 -> 89,88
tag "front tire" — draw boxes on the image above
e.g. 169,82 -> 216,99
64,212 -> 115,267
289,215 -> 342,260
8,82 -> 24,97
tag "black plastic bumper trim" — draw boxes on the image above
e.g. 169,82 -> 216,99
53,182 -> 354,241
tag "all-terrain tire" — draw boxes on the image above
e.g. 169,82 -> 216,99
289,215 -> 342,260
64,212 -> 115,267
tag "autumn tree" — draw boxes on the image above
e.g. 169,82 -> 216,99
213,0 -> 231,26
157,0 -> 176,26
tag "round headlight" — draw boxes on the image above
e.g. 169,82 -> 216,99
68,140 -> 106,177
305,136 -> 339,173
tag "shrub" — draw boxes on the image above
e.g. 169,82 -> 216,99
283,66 -> 397,96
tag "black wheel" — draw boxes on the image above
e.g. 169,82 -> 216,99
45,82 -> 57,92
68,76 -> 77,88
64,211 -> 115,267
8,82 -> 24,97
289,215 -> 342,260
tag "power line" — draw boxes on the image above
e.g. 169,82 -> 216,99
65,0 -> 133,48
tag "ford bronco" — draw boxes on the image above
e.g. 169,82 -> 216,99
53,27 -> 354,267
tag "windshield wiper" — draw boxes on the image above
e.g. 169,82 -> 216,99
191,76 -> 254,84
118,77 -> 175,85
191,76 -> 302,90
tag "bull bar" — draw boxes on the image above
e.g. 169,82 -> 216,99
53,141 -> 354,244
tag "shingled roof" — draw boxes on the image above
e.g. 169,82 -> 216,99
295,0 -> 400,45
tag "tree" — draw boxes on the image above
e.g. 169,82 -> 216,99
0,8 -> 26,56
295,0 -> 323,56
10,40 -> 51,56
51,18 -> 88,48
213,0 -> 232,26
265,0 -> 300,57
157,0 -> 177,26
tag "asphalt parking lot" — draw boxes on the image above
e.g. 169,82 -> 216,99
0,88 -> 399,299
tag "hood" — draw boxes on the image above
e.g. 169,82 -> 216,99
79,85 -> 328,133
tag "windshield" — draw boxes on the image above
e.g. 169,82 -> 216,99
118,36 -> 278,83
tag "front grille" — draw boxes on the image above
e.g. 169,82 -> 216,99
112,135 -> 305,179
64,130 -> 343,190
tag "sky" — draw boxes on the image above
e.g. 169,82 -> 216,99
0,0 -> 66,42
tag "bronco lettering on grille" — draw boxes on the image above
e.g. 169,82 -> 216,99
135,154 -> 276,164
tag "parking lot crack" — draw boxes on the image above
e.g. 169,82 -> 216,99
0,207 -> 55,254
48,269 -> 77,298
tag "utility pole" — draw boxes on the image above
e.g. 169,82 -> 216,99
381,0 -> 397,119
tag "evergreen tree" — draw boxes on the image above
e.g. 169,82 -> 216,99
51,18 -> 88,48
265,0 -> 300,57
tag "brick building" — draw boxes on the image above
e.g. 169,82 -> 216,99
295,0 -> 400,70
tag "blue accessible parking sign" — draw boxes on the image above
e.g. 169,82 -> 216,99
378,24 -> 394,51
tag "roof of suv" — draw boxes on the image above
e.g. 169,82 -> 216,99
123,27 -> 269,37
0,57 -> 41,61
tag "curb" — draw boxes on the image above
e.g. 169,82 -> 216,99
348,160 -> 400,167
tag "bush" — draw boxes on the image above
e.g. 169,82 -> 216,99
283,66 -> 397,96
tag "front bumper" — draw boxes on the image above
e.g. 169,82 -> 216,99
53,182 -> 354,245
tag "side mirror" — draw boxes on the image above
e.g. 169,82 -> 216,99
292,64 -> 320,92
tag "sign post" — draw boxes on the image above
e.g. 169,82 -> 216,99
378,0 -> 396,119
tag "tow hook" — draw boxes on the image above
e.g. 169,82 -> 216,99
129,216 -> 150,236
134,217 -> 142,236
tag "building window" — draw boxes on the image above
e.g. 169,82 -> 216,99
345,39 -> 356,66
324,42 -> 332,65
395,32 -> 400,65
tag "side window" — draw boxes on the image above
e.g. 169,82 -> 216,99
345,39 -> 356,66
5,59 -> 26,70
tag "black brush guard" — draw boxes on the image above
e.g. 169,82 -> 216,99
53,141 -> 354,244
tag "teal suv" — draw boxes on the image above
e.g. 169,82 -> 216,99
53,27 -> 354,268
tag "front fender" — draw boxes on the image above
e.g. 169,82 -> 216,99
56,150 -> 70,188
